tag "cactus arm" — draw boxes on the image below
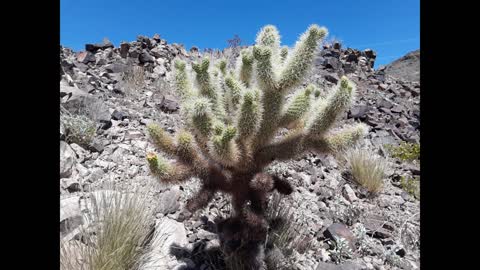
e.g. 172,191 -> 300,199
306,76 -> 356,138
278,25 -> 327,91
252,46 -> 278,92
279,84 -> 315,127
217,58 -> 227,76
174,59 -> 195,100
280,46 -> 289,63
146,153 -> 194,184
236,89 -> 261,140
185,186 -> 215,212
251,89 -> 284,150
224,75 -> 244,112
237,49 -> 254,87
192,58 -> 226,119
210,125 -> 239,167
305,123 -> 368,153
147,123 -> 177,156
255,25 -> 281,65
254,131 -> 306,167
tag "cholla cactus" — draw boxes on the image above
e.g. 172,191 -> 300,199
147,24 -> 367,266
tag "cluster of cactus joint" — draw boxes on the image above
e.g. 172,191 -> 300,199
146,24 -> 367,263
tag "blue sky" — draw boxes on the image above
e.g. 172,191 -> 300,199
60,0 -> 419,68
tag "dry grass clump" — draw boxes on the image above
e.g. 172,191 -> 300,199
344,147 -> 386,194
60,189 -> 153,270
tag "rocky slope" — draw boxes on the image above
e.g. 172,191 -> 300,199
377,50 -> 420,82
60,36 -> 420,270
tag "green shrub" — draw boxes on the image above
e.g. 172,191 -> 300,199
61,113 -> 96,148
400,176 -> 420,199
385,142 -> 420,162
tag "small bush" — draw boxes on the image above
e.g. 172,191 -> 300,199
60,112 -> 96,148
385,142 -> 420,162
60,189 -> 153,270
328,236 -> 353,264
400,176 -> 420,199
344,148 -> 386,194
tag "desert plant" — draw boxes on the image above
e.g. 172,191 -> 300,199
146,24 -> 367,268
344,148 -> 386,194
328,236 -> 353,264
60,189 -> 153,270
60,108 -> 96,148
385,142 -> 420,162
122,65 -> 146,96
400,175 -> 420,199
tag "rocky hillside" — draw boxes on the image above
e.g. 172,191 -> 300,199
377,50 -> 420,82
60,35 -> 420,270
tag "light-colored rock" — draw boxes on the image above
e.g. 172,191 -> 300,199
61,177 -> 81,193
132,140 -> 148,150
128,165 -> 139,178
156,188 -> 181,215
76,163 -> 90,177
139,217 -> 188,270
154,65 -> 167,76
69,143 -> 89,163
60,196 -> 83,237
60,141 -> 76,178
343,184 -> 358,202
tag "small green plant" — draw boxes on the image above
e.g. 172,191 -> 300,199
60,110 -> 96,148
328,236 -> 353,264
352,223 -> 368,255
400,176 -> 420,199
385,142 -> 420,162
344,148 -> 386,194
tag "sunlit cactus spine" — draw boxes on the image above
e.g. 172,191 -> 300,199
146,24 -> 367,269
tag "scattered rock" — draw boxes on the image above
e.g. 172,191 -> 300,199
60,196 -> 83,237
324,74 -> 339,84
60,141 -> 76,178
315,261 -> 362,270
343,184 -> 358,203
156,188 -> 181,215
349,105 -> 370,119
76,51 -> 96,64
61,178 -> 81,193
139,51 -> 155,64
157,95 -> 180,113
139,217 -> 188,270
323,223 -> 356,251
111,110 -> 128,120
85,41 -> 114,53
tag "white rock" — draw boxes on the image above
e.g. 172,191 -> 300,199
69,143 -> 89,163
139,217 -> 188,270
60,141 -> 76,178
343,184 -> 358,202
76,163 -> 90,177
128,165 -> 139,178
60,196 -> 83,237
133,140 -> 148,150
